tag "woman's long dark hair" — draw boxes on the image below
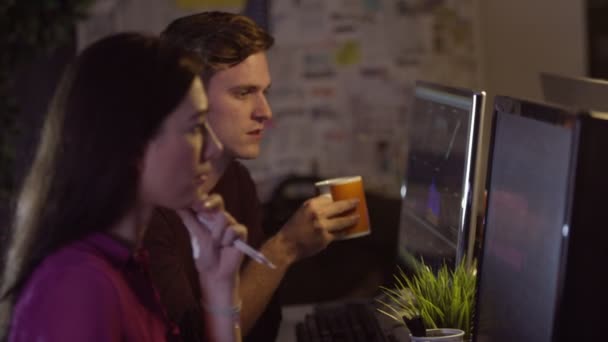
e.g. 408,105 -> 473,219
0,32 -> 203,335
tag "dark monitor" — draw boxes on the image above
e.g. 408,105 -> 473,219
397,81 -> 485,270
540,72 -> 608,111
473,96 -> 608,341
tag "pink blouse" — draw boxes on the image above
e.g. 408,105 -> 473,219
9,233 -> 179,341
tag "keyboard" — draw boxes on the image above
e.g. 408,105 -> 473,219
295,301 -> 408,342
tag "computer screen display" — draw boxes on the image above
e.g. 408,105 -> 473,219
473,97 -> 577,341
397,82 -> 484,269
540,72 -> 608,112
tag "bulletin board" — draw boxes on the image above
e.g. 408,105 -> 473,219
245,0 -> 482,200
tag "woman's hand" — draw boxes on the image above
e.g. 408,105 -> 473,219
176,193 -> 247,284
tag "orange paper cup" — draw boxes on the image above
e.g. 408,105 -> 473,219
315,176 -> 371,240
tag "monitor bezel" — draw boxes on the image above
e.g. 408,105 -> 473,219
472,95 -> 585,341
397,80 -> 486,270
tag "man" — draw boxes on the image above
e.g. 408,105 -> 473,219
144,12 -> 360,341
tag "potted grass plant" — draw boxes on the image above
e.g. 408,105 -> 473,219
377,258 -> 476,341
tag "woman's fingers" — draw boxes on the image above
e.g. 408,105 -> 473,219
176,208 -> 211,260
220,224 -> 248,247
196,210 -> 228,241
183,205 -> 245,248
198,193 -> 224,212
222,210 -> 238,226
179,193 -> 249,264
177,209 -> 209,238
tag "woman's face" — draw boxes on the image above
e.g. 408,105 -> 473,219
140,77 -> 221,209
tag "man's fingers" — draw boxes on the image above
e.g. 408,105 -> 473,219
323,214 -> 360,233
320,199 -> 359,218
305,194 -> 332,207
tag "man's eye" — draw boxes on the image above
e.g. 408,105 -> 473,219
235,88 -> 251,97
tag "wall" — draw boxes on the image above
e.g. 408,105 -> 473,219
478,0 -> 587,102
472,0 -> 587,218
76,0 -> 244,50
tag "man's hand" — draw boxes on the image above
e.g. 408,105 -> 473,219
277,194 -> 360,262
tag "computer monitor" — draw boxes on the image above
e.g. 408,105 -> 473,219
397,81 -> 485,270
473,96 -> 608,341
540,72 -> 608,111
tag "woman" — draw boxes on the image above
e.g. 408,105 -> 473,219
0,33 -> 244,341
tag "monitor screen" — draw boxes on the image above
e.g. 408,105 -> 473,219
397,81 -> 484,270
540,72 -> 608,112
473,97 -> 577,341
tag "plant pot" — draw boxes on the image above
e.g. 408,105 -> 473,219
410,328 -> 465,342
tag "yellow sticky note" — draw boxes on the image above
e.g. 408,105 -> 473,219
175,0 -> 245,10
335,41 -> 361,66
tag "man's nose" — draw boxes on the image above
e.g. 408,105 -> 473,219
253,94 -> 272,122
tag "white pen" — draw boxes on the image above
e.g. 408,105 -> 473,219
197,214 -> 276,269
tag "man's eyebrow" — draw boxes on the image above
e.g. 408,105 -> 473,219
230,84 -> 257,90
230,83 -> 272,91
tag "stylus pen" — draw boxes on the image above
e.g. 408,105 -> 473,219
196,215 -> 277,269
233,239 -> 276,269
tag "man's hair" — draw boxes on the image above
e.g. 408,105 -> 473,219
162,11 -> 274,84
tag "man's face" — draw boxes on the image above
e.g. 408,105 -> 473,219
206,52 -> 272,161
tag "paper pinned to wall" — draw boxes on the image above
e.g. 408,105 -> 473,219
272,0 -> 331,45
302,47 -> 337,79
